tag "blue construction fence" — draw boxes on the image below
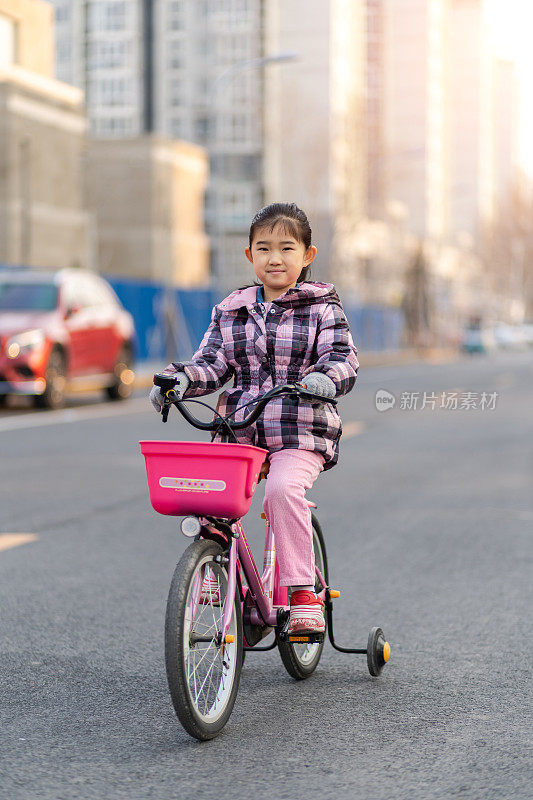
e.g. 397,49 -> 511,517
344,305 -> 404,352
107,275 -> 405,361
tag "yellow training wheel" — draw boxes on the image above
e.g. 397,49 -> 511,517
383,641 -> 391,663
367,626 -> 390,676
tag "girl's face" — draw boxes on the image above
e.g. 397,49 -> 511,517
245,224 -> 317,301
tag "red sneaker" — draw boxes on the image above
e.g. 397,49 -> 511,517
288,590 -> 325,634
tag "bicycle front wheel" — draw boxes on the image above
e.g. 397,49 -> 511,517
165,539 -> 243,740
277,513 -> 329,680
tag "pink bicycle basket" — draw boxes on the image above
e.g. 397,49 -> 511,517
139,440 -> 268,518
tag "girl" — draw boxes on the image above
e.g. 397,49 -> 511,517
150,203 -> 359,634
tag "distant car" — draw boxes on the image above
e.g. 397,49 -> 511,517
492,322 -> 528,351
0,268 -> 135,409
518,322 -> 533,347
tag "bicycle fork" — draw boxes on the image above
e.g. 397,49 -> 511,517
219,535 -> 238,645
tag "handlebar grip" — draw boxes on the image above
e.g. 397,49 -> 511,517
153,372 -> 179,392
161,405 -> 170,423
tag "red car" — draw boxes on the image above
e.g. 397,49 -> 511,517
0,268 -> 136,409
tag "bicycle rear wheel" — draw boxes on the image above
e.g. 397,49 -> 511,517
165,539 -> 243,740
277,513 -> 329,680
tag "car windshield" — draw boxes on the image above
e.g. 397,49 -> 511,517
0,282 -> 58,311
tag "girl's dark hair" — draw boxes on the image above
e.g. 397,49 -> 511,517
239,202 -> 314,289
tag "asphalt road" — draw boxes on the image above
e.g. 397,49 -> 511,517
0,351 -> 531,799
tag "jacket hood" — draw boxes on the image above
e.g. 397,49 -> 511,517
218,281 -> 342,312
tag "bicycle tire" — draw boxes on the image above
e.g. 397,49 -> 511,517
277,513 -> 329,680
165,539 -> 243,740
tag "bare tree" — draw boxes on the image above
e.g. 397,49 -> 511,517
401,242 -> 433,347
480,174 -> 533,321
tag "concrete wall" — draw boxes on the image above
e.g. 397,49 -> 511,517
87,136 -> 209,287
0,69 -> 90,269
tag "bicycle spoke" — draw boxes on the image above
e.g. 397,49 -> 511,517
191,642 -> 214,706
209,576 -> 218,632
194,645 -> 220,705
191,649 -> 199,702
206,659 -> 219,710
189,635 -> 217,674
186,629 -> 232,716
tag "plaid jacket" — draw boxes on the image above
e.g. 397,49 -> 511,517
165,281 -> 359,471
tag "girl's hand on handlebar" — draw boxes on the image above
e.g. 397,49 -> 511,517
299,372 -> 336,401
149,385 -> 165,412
150,372 -> 191,413
170,372 -> 190,397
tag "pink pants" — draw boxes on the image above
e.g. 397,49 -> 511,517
262,449 -> 325,587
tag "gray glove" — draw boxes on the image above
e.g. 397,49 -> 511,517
300,372 -> 336,400
149,373 -> 190,412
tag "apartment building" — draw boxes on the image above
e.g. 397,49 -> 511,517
383,0 -> 448,241
492,57 -> 519,207
446,0 -> 494,243
52,0 -> 264,289
263,0 -> 368,292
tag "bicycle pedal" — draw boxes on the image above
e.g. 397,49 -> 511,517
289,632 -> 324,644
279,631 -> 325,644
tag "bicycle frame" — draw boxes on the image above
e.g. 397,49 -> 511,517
200,502 -> 327,645
151,376 -> 385,664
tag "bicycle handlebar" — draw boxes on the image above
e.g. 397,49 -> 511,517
153,372 -> 337,433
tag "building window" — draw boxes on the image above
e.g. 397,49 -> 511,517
167,40 -> 184,70
93,116 -> 133,136
217,113 -> 250,143
90,77 -> 133,107
196,76 -> 209,99
88,1 -> 128,32
216,32 -> 248,63
168,77 -> 185,106
88,39 -> 132,70
0,13 -> 17,68
195,116 -> 209,139
209,0 -> 249,24
55,4 -> 70,24
168,1 -> 184,31
222,187 -> 252,227
56,39 -> 72,65
170,115 -> 189,139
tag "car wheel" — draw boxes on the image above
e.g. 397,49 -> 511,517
34,349 -> 67,410
106,345 -> 134,401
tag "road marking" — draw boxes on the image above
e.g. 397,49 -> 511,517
0,397 -> 149,433
0,533 -> 38,552
343,421 -> 365,438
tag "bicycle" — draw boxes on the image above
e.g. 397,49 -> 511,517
140,374 -> 390,741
